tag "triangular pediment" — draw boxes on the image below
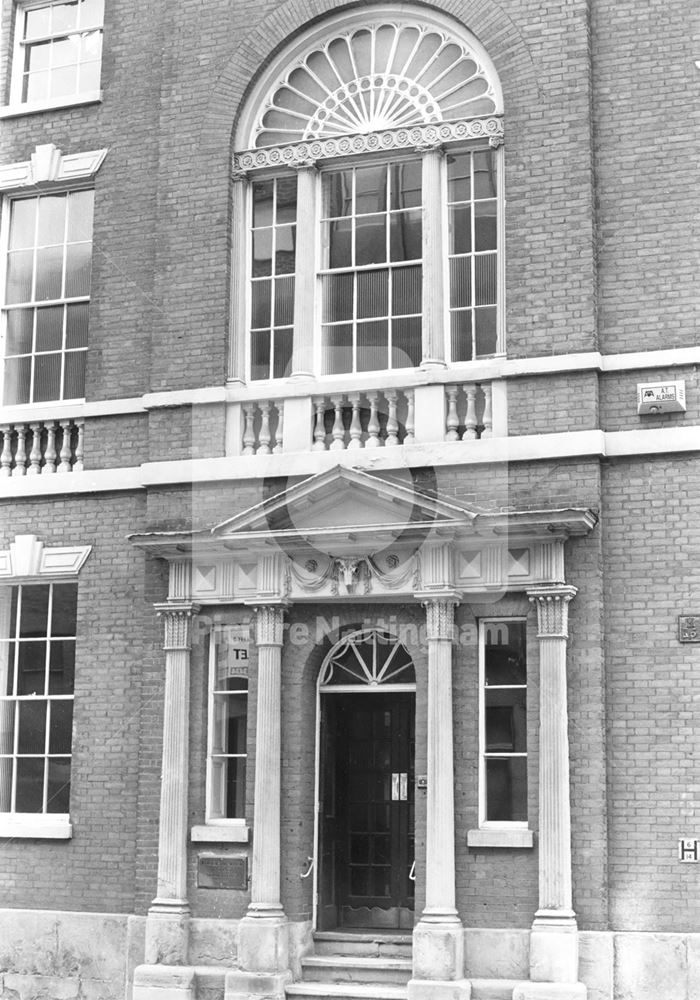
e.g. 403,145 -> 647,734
212,467 -> 475,545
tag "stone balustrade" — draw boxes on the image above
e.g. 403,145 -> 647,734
229,379 -> 495,455
0,418 -> 84,476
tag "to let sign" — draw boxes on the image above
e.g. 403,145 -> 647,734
679,617 -> 700,642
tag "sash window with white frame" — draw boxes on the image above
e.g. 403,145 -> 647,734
1,188 -> 94,405
0,583 -> 76,820
206,630 -> 248,822
9,0 -> 104,109
233,8 -> 505,385
479,618 -> 528,826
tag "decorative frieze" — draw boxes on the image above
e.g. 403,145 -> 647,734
155,602 -> 201,651
233,118 -> 504,173
528,585 -> 577,639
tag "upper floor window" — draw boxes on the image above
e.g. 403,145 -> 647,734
1,189 -> 94,405
10,0 -> 104,109
231,7 -> 504,384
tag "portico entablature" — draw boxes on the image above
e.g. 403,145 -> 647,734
129,466 -> 597,602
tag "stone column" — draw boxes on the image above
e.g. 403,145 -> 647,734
144,601 -> 200,967
230,604 -> 291,1000
291,161 -> 317,380
527,585 -> 581,987
419,144 -> 447,369
409,596 -> 469,1000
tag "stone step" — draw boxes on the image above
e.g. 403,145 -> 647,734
286,984 -> 407,1000
193,966 -> 229,1000
470,980 -> 524,1000
301,955 -> 412,985
313,931 -> 413,959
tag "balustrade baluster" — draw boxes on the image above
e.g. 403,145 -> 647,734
330,395 -> 346,450
258,402 -> 272,455
58,421 -> 73,472
348,393 -> 362,449
312,399 -> 327,451
404,389 -> 415,443
445,386 -> 460,441
273,403 -> 283,454
366,392 -> 381,447
481,383 -> 493,438
14,425 -> 28,476
44,422 -> 57,473
385,390 -> 399,447
74,419 -> 85,471
1,426 -> 13,477
242,403 -> 256,455
464,384 -> 478,439
27,423 -> 42,474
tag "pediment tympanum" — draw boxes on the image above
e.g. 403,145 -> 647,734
129,467 -> 597,603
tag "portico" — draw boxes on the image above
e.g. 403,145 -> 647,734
130,466 -> 596,1000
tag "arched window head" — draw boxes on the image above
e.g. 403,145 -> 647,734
236,7 -> 503,151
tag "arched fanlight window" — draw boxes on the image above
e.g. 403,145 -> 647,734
319,628 -> 416,690
252,20 -> 500,148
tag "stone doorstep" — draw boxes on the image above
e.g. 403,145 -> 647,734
313,931 -> 413,959
470,980 -> 524,1000
286,984 -> 408,999
300,954 -> 413,984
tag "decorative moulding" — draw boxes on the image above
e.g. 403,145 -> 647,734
0,144 -> 108,192
0,534 -> 91,579
233,118 -> 504,173
467,827 -> 533,849
191,823 -> 250,844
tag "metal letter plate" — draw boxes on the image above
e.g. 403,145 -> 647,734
197,854 -> 248,890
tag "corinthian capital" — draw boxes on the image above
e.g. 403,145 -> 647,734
255,604 -> 286,646
527,585 -> 577,638
154,601 -> 201,651
422,595 -> 460,641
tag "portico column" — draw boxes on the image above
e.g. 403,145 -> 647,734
145,601 -> 200,967
231,603 -> 291,999
409,596 -> 469,1000
527,585 -> 580,986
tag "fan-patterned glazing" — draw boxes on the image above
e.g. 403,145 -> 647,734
254,22 -> 498,148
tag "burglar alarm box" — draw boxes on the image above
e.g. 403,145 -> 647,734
637,380 -> 686,415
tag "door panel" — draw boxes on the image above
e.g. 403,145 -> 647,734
319,692 -> 414,930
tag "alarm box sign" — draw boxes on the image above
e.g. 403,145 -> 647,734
637,380 -> 686,414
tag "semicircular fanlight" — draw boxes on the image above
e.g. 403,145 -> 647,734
253,22 -> 498,148
319,628 -> 416,688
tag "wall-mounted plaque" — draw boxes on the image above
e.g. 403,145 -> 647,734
197,853 -> 248,890
679,617 -> 700,642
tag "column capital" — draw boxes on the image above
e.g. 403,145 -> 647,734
154,601 -> 201,651
255,603 -> 286,646
420,593 -> 461,641
293,158 -> 318,172
415,141 -> 445,156
527,585 -> 577,639
231,167 -> 249,183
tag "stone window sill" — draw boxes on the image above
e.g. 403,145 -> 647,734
191,823 -> 249,843
0,92 -> 102,119
0,813 -> 72,839
467,827 -> 534,848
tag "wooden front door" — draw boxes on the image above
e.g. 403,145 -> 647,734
319,692 -> 415,929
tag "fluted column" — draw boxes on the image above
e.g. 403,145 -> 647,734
248,603 -> 285,916
145,601 -> 200,967
409,596 -> 469,1000
527,584 -> 579,984
420,144 -> 447,369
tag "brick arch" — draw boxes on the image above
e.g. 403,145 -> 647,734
199,0 -> 540,156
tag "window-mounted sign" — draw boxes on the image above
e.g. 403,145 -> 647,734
216,625 -> 251,678
679,839 -> 700,862
678,617 -> 700,643
197,853 -> 248,890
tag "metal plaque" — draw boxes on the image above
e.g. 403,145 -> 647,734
679,617 -> 700,643
197,853 -> 248,890
679,839 -> 700,862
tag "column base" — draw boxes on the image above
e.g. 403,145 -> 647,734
224,971 -> 292,1000
407,978 -> 471,1000
514,983 -> 587,1000
412,918 -> 464,981
144,900 -> 190,966
530,910 -> 579,983
238,913 -> 289,974
132,964 -> 195,1000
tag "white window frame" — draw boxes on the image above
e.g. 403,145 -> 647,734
0,580 -> 77,839
191,630 -> 249,844
233,138 -> 505,386
468,617 -> 533,849
0,185 -> 94,407
4,0 -> 104,118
